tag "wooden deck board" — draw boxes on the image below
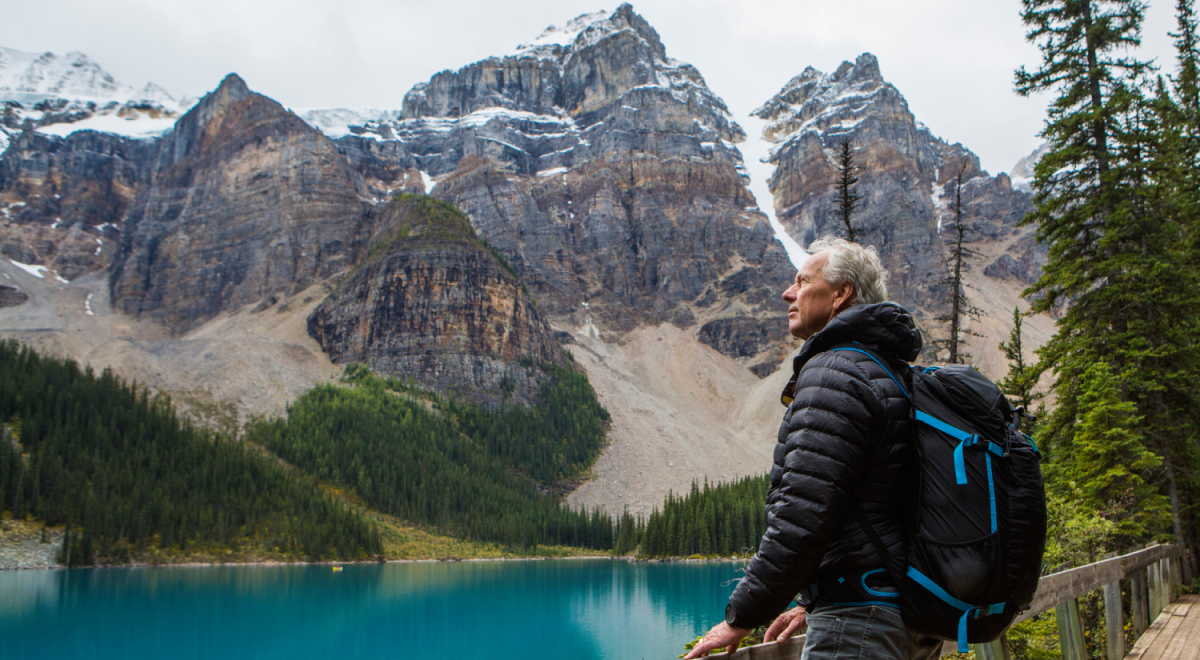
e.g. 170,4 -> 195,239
1128,595 -> 1200,660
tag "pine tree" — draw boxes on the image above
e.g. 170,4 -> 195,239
1016,0 -> 1199,551
834,140 -> 861,243
998,307 -> 1041,413
933,167 -> 983,364
1051,362 -> 1170,543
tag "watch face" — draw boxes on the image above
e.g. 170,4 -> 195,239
725,603 -> 736,626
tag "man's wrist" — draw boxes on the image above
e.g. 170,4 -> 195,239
724,603 -> 755,630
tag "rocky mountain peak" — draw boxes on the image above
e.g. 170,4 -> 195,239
755,52 -> 894,145
0,46 -> 131,101
757,52 -> 1041,330
302,5 -> 788,369
513,4 -> 666,63
155,72 -> 292,169
399,4 -> 736,138
110,75 -> 370,334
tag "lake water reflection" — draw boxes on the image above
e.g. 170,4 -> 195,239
0,559 -> 744,660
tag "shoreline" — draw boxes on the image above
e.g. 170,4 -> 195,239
0,553 -> 750,571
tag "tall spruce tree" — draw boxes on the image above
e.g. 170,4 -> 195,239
1015,0 -> 1184,545
834,140 -> 861,243
933,167 -> 982,364
1170,0 -> 1200,580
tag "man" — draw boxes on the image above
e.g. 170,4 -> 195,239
685,237 -> 939,660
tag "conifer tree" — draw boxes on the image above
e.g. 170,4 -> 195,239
933,167 -> 983,364
1014,0 -> 1183,543
998,307 -> 1041,414
834,140 -> 861,243
1052,362 -> 1170,543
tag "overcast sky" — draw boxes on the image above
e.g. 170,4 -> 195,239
0,0 -> 1184,176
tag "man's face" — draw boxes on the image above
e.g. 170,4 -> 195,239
782,251 -> 846,341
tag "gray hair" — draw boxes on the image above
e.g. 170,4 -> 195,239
807,237 -> 889,305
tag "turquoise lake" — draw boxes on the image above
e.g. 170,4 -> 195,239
0,559 -> 745,659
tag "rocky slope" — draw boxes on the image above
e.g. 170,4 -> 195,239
308,195 -> 566,406
755,54 -> 1046,368
309,4 -> 795,375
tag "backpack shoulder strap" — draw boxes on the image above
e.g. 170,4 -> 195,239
829,344 -> 912,401
830,344 -> 913,585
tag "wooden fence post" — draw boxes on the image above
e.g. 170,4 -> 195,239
1103,580 -> 1125,660
1148,561 -> 1163,622
1056,598 -> 1087,660
1159,559 -> 1171,612
972,636 -> 1012,660
1132,566 -> 1149,637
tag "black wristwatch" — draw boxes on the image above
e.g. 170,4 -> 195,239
725,603 -> 751,629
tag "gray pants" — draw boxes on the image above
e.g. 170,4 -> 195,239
800,604 -> 943,660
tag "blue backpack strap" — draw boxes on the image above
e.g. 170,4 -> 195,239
907,567 -> 1006,652
829,346 -> 910,399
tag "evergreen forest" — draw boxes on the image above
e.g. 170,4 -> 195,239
245,363 -> 617,550
0,340 -> 383,565
617,476 -> 770,558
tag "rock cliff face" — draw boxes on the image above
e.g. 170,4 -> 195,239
109,74 -> 372,333
756,54 -> 1043,324
308,195 -> 565,406
0,129 -> 151,281
0,46 -> 190,288
311,5 -> 794,373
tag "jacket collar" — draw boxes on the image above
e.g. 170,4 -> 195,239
780,302 -> 922,406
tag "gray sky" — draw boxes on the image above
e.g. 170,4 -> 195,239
0,0 -> 1184,176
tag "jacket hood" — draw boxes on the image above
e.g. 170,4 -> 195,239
793,302 -> 922,371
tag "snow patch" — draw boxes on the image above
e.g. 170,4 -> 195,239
35,114 -> 177,140
511,9 -> 610,56
84,292 -> 94,316
420,171 -> 435,194
931,180 -> 949,234
537,166 -> 568,177
9,259 -> 65,282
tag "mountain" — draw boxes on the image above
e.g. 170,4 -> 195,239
0,46 -> 191,151
305,4 -> 794,373
308,195 -> 567,406
755,53 -> 1049,371
0,14 -> 1056,519
0,47 -> 192,283
109,73 -> 371,334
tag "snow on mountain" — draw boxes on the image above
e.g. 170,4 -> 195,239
510,9 -> 609,55
754,55 -> 895,161
1009,142 -> 1049,192
0,46 -> 193,148
293,107 -> 405,139
0,47 -> 133,101
299,5 -> 741,170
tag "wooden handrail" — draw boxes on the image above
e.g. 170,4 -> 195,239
702,543 -> 1185,660
1016,543 -> 1181,624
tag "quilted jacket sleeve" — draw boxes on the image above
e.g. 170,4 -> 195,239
725,350 -> 888,629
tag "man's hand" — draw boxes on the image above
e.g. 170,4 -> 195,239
763,607 -> 807,643
683,621 -> 751,659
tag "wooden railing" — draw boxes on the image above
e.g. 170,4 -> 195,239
706,544 -> 1185,660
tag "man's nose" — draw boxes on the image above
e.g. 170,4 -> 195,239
782,284 -> 798,301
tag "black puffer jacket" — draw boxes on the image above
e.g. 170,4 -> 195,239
726,302 -> 922,629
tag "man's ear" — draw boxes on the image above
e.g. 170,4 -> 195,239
833,281 -> 855,312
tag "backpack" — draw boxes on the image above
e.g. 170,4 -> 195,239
831,345 -> 1048,652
